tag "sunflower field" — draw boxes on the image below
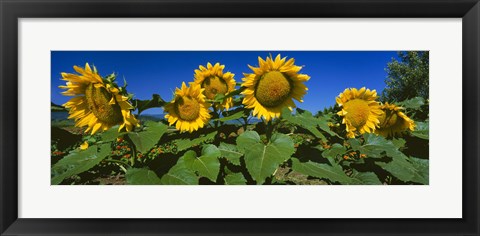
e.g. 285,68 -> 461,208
51,54 -> 429,185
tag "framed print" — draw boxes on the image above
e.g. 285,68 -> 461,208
1,0 -> 479,235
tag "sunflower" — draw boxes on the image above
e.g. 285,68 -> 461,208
241,54 -> 310,121
375,102 -> 415,137
193,62 -> 236,110
164,82 -> 211,133
336,87 -> 383,138
60,63 -> 139,135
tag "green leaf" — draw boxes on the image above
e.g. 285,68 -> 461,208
218,142 -> 243,165
391,138 -> 406,149
160,155 -> 198,185
184,145 -> 221,182
237,131 -> 294,185
291,158 -> 352,184
51,144 -> 110,185
175,131 -> 217,152
100,125 -> 122,142
281,108 -> 325,141
348,133 -> 397,158
374,148 -> 427,183
409,157 -> 429,184
282,108 -> 338,141
135,94 -> 166,115
213,93 -> 226,103
224,173 -> 247,185
411,121 -> 429,139
398,97 -> 425,110
376,155 -> 416,183
127,121 -> 168,153
218,110 -> 244,122
345,133 -> 429,184
322,143 -> 347,159
219,87 -> 245,101
125,168 -> 162,185
351,171 -> 382,185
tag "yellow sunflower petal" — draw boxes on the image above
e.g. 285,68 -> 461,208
241,54 -> 310,121
375,102 -> 416,137
192,62 -> 236,110
79,141 -> 89,150
336,87 -> 383,138
164,82 -> 211,133
59,64 -> 138,135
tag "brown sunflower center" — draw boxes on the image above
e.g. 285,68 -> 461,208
344,99 -> 371,129
254,71 -> 292,107
175,96 -> 201,121
85,83 -> 123,125
202,76 -> 228,100
378,110 -> 398,128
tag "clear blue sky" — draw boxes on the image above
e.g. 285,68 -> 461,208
51,51 -> 400,114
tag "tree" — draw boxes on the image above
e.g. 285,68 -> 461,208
382,51 -> 429,102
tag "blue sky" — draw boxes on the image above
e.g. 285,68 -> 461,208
51,51 -> 400,114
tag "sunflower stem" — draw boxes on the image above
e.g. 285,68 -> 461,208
105,159 -> 131,170
242,116 -> 249,130
213,106 -> 220,128
266,120 -> 273,142
123,135 -> 137,167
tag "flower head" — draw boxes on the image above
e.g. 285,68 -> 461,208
336,87 -> 383,138
241,54 -> 310,121
194,62 -> 236,110
375,102 -> 415,137
164,82 -> 211,133
60,63 -> 138,135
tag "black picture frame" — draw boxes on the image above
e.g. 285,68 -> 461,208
1,0 -> 479,235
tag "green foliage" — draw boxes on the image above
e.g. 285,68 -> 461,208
322,143 -> 347,159
372,143 -> 428,184
345,133 -> 429,184
134,94 -> 166,115
291,158 -> 352,184
224,173 -> 247,185
175,131 -> 217,152
100,125 -> 122,142
52,107 -> 429,185
398,97 -> 425,110
398,96 -> 429,120
292,158 -> 383,185
160,155 -> 198,185
411,121 -> 429,140
281,107 -> 337,141
51,144 -> 110,184
391,138 -> 406,149
409,157 -> 429,184
218,142 -> 243,166
348,133 -> 398,158
184,145 -> 221,182
237,131 -> 295,184
218,110 -> 244,122
382,51 -> 429,102
126,168 -> 162,185
351,171 -> 382,185
127,121 -> 168,153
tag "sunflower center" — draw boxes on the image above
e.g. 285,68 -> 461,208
344,99 -> 371,129
202,76 -> 228,100
378,110 -> 398,128
85,84 -> 123,125
175,96 -> 201,121
255,71 -> 292,107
